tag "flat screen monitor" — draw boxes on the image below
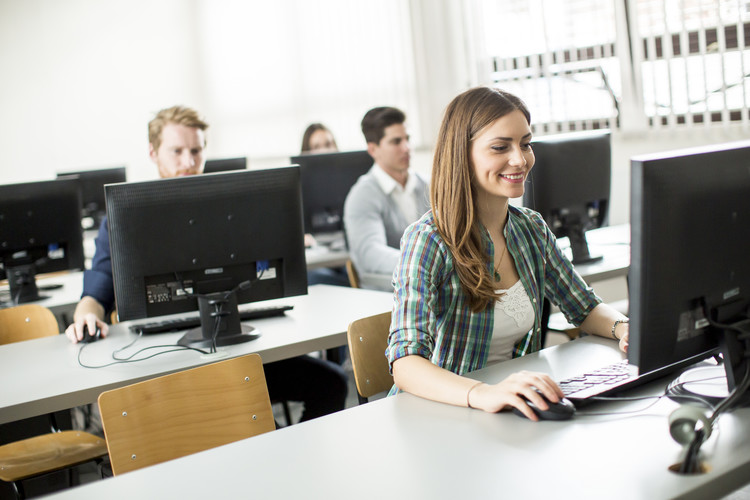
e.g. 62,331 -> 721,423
0,178 -> 84,304
203,157 -> 247,174
629,140 -> 750,403
289,150 -> 373,235
523,130 -> 611,264
57,167 -> 127,229
105,166 -> 308,349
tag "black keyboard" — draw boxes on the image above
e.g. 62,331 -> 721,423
558,359 -> 642,403
129,304 -> 293,334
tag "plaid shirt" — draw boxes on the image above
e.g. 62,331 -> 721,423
386,206 -> 601,385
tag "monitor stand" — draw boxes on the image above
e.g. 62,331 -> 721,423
565,218 -> 603,265
177,291 -> 260,350
6,264 -> 47,304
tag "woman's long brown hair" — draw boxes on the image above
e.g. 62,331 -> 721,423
430,87 -> 531,312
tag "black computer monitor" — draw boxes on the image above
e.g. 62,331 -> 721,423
629,140 -> 750,404
203,157 -> 247,174
523,130 -> 611,264
56,167 -> 127,229
105,166 -> 308,349
289,150 -> 373,235
0,178 -> 84,304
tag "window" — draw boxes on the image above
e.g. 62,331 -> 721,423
473,0 -> 620,135
471,0 -> 749,132
634,0 -> 749,127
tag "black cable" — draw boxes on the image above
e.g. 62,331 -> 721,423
77,334 -> 209,369
576,373 -> 724,417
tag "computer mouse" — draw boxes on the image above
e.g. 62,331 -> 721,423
80,324 -> 101,343
512,392 -> 576,421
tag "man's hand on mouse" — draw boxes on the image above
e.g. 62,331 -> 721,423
65,314 -> 109,344
467,370 -> 563,421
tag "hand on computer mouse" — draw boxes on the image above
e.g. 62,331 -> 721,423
80,324 -> 101,343
65,313 -> 108,344
512,391 -> 576,421
467,371 -> 564,420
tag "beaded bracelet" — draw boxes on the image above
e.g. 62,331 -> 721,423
612,318 -> 629,340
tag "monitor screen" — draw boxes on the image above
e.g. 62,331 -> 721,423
203,157 -> 247,174
629,140 -> 750,398
57,167 -> 127,229
289,150 -> 373,235
105,166 -> 308,348
0,178 -> 84,304
523,130 -> 611,264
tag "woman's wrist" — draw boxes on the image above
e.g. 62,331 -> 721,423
611,318 -> 629,340
466,381 -> 484,408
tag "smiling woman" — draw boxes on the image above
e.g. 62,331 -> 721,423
385,86 -> 631,422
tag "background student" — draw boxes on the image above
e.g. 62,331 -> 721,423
300,122 -> 338,154
385,87 -> 629,421
65,105 -> 347,423
343,106 -> 429,290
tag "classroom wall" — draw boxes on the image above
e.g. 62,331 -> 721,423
1,1 -> 747,226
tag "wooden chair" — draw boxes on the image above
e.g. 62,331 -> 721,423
98,353 -> 275,475
345,259 -> 360,289
0,304 -> 108,499
346,311 -> 393,404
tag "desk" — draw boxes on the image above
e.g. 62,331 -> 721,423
559,223 -> 630,283
0,271 -> 84,330
305,246 -> 349,270
0,285 -> 392,425
41,335 -> 750,500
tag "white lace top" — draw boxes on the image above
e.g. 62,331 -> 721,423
486,280 -> 535,365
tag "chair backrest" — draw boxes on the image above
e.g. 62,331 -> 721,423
0,304 -> 59,345
345,259 -> 360,289
346,311 -> 393,401
98,353 -> 275,475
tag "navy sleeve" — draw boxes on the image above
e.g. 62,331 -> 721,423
81,216 -> 115,312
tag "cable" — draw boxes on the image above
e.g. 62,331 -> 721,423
576,372 -> 725,417
674,306 -> 750,473
77,333 -> 209,369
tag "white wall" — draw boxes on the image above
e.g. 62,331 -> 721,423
0,0 -> 206,183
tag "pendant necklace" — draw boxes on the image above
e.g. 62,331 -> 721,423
493,243 -> 507,282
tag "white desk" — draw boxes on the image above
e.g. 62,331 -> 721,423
42,335 -> 750,500
0,285 -> 392,425
305,246 -> 349,270
559,223 -> 630,283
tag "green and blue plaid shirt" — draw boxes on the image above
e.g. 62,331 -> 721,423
386,206 -> 601,390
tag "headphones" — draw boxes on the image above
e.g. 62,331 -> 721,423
668,405 -> 712,446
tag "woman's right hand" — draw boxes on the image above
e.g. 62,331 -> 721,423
468,370 -> 563,421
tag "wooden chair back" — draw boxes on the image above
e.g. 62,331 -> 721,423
0,304 -> 107,496
0,304 -> 59,345
346,311 -> 393,403
98,353 -> 275,475
345,259 -> 360,289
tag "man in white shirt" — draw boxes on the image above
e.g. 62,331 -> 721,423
343,106 -> 429,290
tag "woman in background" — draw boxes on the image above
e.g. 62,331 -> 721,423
301,123 -> 338,154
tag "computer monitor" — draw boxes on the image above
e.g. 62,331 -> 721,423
56,167 -> 127,229
289,150 -> 373,235
105,166 -> 308,349
0,178 -> 84,304
629,140 -> 750,404
203,157 -> 247,174
523,130 -> 611,264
